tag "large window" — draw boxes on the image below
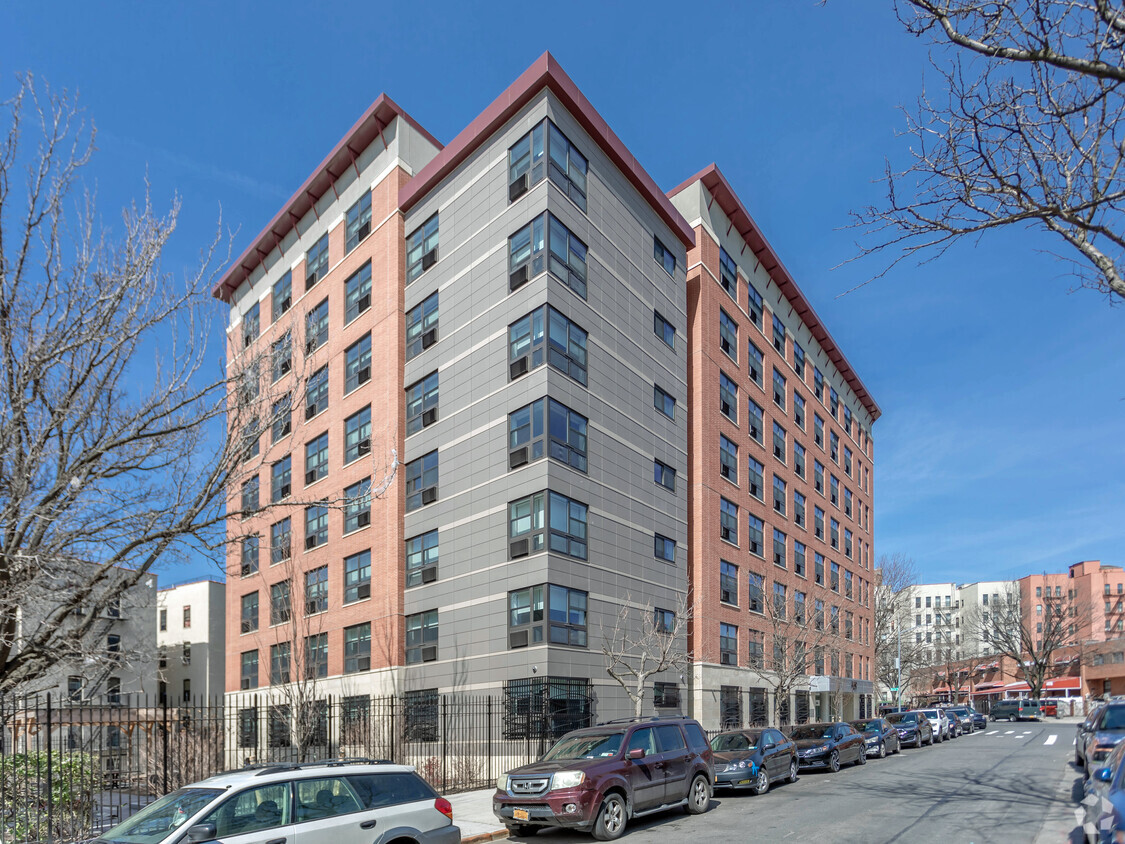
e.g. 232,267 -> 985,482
794,442 -> 806,478
748,514 -> 764,557
305,633 -> 327,679
240,592 -> 258,634
719,435 -> 738,483
748,456 -> 764,499
509,213 -> 588,298
344,550 -> 371,603
747,281 -> 763,327
345,192 -> 372,254
720,560 -> 738,605
654,236 -> 676,276
720,624 -> 738,666
508,119 -> 588,211
305,566 -> 328,616
794,343 -> 806,379
773,475 -> 787,515
748,340 -> 764,387
772,314 -> 786,355
344,406 -> 371,464
269,642 -> 291,685
719,309 -> 738,360
304,432 -> 328,485
508,398 -> 588,472
240,652 -> 258,690
305,504 -> 328,550
270,332 -> 291,382
240,535 -> 259,577
271,394 -> 291,443
749,573 -> 764,613
272,270 -> 292,321
305,366 -> 328,420
406,213 -> 439,283
406,292 -> 438,360
748,399 -> 764,444
305,234 -> 329,289
719,372 -> 738,422
793,392 -> 805,429
654,459 -> 676,492
508,305 -> 588,385
719,246 -> 738,299
773,368 -> 786,409
547,585 -> 587,646
343,477 -> 371,533
720,497 -> 738,545
241,476 -> 259,513
405,610 -> 438,663
508,585 -> 586,647
773,422 -> 787,462
654,311 -> 676,349
344,262 -> 372,323
344,623 -> 371,673
305,298 -> 329,352
405,450 -> 438,511
406,372 -> 439,435
814,367 -> 824,402
794,491 -> 807,528
270,518 -> 290,565
406,529 -> 438,586
344,334 -> 372,394
654,385 -> 676,420
269,581 -> 291,626
773,529 -> 787,569
508,491 -> 587,560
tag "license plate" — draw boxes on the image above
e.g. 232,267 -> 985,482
513,808 -> 530,821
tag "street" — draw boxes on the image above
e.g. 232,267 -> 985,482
507,722 -> 1081,844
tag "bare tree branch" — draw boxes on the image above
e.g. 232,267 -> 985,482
601,594 -> 691,719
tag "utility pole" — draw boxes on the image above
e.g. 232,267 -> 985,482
896,612 -> 902,709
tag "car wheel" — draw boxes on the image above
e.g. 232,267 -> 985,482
856,747 -> 867,765
787,758 -> 799,783
593,793 -> 627,841
878,741 -> 887,759
753,767 -> 770,796
828,750 -> 841,773
685,774 -> 710,814
927,732 -> 934,747
1076,750 -> 1084,767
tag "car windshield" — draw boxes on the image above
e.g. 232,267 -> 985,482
789,725 -> 833,740
920,710 -> 938,718
852,720 -> 882,731
711,731 -> 760,752
887,713 -> 916,724
101,788 -> 223,844
1098,707 -> 1125,731
948,708 -> 969,716
542,732 -> 624,760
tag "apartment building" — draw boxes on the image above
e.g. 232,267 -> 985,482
959,580 -> 1016,658
668,167 -> 880,725
909,581 -> 960,661
157,578 -> 226,703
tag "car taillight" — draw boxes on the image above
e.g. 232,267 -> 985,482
435,797 -> 453,820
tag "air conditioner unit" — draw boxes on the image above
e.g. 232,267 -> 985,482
356,293 -> 371,314
357,657 -> 371,671
278,420 -> 292,438
721,527 -> 733,542
279,360 -> 291,375
774,446 -> 783,459
357,511 -> 371,528
421,567 -> 437,584
357,582 -> 371,599
279,482 -> 291,499
243,333 -> 255,348
510,265 -> 529,291
509,173 -> 529,202
421,407 -> 437,427
509,447 -> 529,469
721,401 -> 731,417
305,469 -> 318,485
306,402 -> 319,419
357,366 -> 371,384
509,629 -> 529,649
510,538 -> 530,558
306,535 -> 319,550
420,487 -> 437,505
279,296 -> 291,312
510,356 -> 529,379
421,646 -> 437,662
421,248 -> 438,271
421,328 -> 437,349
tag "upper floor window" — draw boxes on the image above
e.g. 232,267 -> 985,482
508,120 -> 588,211
793,343 -> 806,380
344,405 -> 371,464
242,302 -> 260,349
654,459 -> 676,492
406,530 -> 439,587
654,237 -> 676,276
305,505 -> 328,550
406,371 -> 439,435
305,234 -> 329,290
406,610 -> 439,663
344,550 -> 371,602
270,332 -> 292,383
719,372 -> 738,422
720,498 -> 738,545
654,311 -> 676,349
813,367 -> 824,401
508,491 -> 588,560
794,393 -> 806,429
509,213 -> 587,298
748,340 -> 763,387
272,270 -> 292,321
305,566 -> 328,615
406,213 -> 439,283
404,450 -> 438,511
844,406 -> 853,436
240,536 -> 259,577
773,368 -> 786,409
655,534 -> 676,563
344,262 -> 372,324
305,298 -> 329,353
772,314 -> 786,355
719,434 -> 738,483
719,309 -> 738,361
654,385 -> 676,420
508,397 -> 588,473
406,291 -> 438,360
830,386 -> 840,417
719,247 -> 738,300
508,305 -> 587,385
343,477 -> 371,533
345,334 -> 372,394
747,281 -> 763,327
304,432 -> 328,485
345,191 -> 372,254
748,398 -> 764,444
305,365 -> 328,420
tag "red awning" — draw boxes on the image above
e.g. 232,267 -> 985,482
1004,682 -> 1031,692
974,682 -> 1001,691
1044,677 -> 1081,691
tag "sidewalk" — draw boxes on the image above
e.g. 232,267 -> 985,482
448,787 -> 508,843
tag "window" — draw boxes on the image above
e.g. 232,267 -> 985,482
719,372 -> 737,421
405,610 -> 439,664
830,475 -> 840,506
406,372 -> 439,435
720,560 -> 738,605
794,491 -> 806,527
830,431 -> 839,462
241,476 -> 259,514
158,609 -> 167,632
794,392 -> 805,429
270,518 -> 291,565
654,385 -> 676,420
719,246 -> 738,299
304,432 -> 328,485
272,270 -> 292,321
830,386 -> 839,417
844,446 -> 853,476
242,301 -> 260,348
794,541 -> 807,576
773,475 -> 787,515
181,643 -> 190,665
305,504 -> 328,549
654,311 -> 676,349
406,291 -> 439,360
508,398 -> 588,472
720,497 -> 739,544
241,592 -> 259,634
773,368 -> 786,409
814,506 -> 825,540
342,333 -> 373,395
845,569 -> 854,599
509,213 -> 588,297
240,651 -> 258,690
654,459 -> 676,491
305,297 -> 329,353
844,406 -> 853,436
794,343 -> 805,379
508,305 -> 588,385
815,553 -> 825,586
240,535 -> 259,576
748,514 -> 764,556
748,573 -> 764,613
845,529 -> 853,558
773,583 -> 787,619
773,529 -> 787,569
830,518 -> 840,549
747,281 -> 763,327
345,623 -> 372,673
345,192 -> 372,253
794,442 -> 806,478
305,633 -> 328,679
305,365 -> 328,420
269,642 -> 291,685
814,460 -> 825,494
344,262 -> 372,324
748,340 -> 764,386
406,530 -> 438,587
343,477 -> 371,533
270,581 -> 291,626
304,566 -> 328,616
772,314 -> 786,354
270,332 -> 292,382
509,119 -> 588,208
720,623 -> 738,665
831,561 -> 840,592
303,234 -> 329,289
748,398 -> 764,443
773,422 -> 786,461
344,405 -> 372,464
748,456 -> 764,498
655,533 -> 676,563
654,680 -> 680,708
344,550 -> 372,602
405,450 -> 438,511
271,394 -> 291,443
508,491 -> 588,560
719,434 -> 738,483
719,309 -> 738,359
406,213 -> 439,282
814,414 -> 824,448
238,707 -> 259,747
654,236 -> 676,276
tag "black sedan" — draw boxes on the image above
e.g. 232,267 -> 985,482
789,722 -> 866,772
887,710 -> 935,748
850,718 -> 901,758
711,727 -> 799,794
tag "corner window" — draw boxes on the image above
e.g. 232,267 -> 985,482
406,213 -> 439,283
508,584 -> 587,648
272,270 -> 292,321
305,234 -> 329,289
404,450 -> 439,511
508,397 -> 588,473
344,262 -> 372,324
344,406 -> 372,464
406,610 -> 439,663
508,120 -> 588,211
508,213 -> 587,298
654,385 -> 676,420
406,372 -> 439,435
509,491 -> 587,560
406,529 -> 439,587
305,365 -> 328,420
654,236 -> 676,276
508,305 -> 587,385
344,549 -> 371,602
654,311 -> 676,349
719,247 -> 737,300
345,192 -> 372,253
406,292 -> 438,360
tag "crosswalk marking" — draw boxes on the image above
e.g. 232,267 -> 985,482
986,730 -> 999,735
1005,730 -> 1015,734
1045,735 -> 1058,745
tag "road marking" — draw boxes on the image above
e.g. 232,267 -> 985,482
986,730 -> 999,735
1045,735 -> 1058,745
1005,730 -> 1015,734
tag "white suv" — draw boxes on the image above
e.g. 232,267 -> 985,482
95,759 -> 460,844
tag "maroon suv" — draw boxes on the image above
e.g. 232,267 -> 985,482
493,717 -> 713,840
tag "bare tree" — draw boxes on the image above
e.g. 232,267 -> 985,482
602,595 -> 691,719
851,1 -> 1125,301
873,553 -> 925,707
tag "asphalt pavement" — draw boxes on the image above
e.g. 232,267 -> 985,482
487,719 -> 1084,844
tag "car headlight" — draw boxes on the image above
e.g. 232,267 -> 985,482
551,771 -> 586,790
496,774 -> 509,791
814,744 -> 831,754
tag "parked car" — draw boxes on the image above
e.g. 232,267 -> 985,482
991,699 -> 1040,722
1078,704 -> 1108,767
887,710 -> 935,748
919,708 -> 950,742
789,722 -> 866,772
850,717 -> 901,758
1084,703 -> 1125,780
966,706 -> 988,731
493,717 -> 713,840
941,708 -> 962,738
92,758 -> 459,844
1084,738 -> 1125,842
1040,699 -> 1059,718
710,727 -> 798,794
945,706 -> 976,734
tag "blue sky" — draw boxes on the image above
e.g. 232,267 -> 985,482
3,1 -> 1121,585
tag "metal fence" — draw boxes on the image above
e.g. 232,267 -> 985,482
0,690 -> 592,844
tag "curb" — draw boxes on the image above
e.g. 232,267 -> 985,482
460,830 -> 509,843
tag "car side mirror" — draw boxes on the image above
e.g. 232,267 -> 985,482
1098,767 -> 1114,783
763,742 -> 775,750
186,824 -> 217,844
627,748 -> 646,760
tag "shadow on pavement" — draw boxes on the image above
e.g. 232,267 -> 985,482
506,798 -> 723,843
